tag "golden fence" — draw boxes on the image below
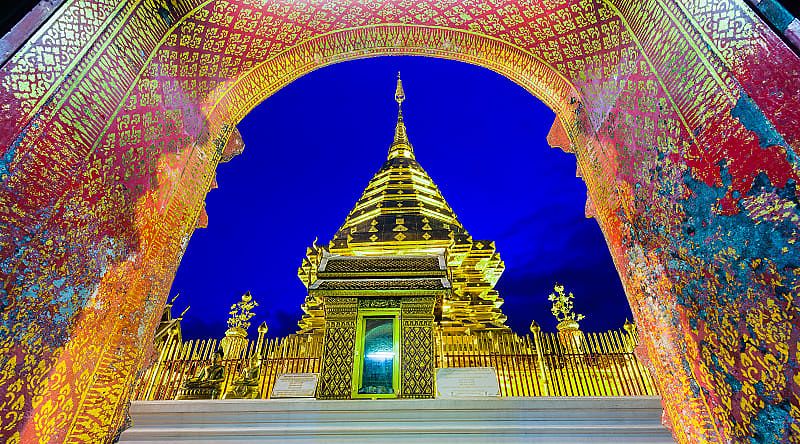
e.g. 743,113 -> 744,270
131,328 -> 657,400
131,334 -> 323,401
436,329 -> 658,397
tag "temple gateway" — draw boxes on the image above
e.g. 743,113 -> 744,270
133,76 -> 657,403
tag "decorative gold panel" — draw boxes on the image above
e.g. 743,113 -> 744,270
400,297 -> 436,398
318,297 -> 358,399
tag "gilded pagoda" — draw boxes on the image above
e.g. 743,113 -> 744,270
298,74 -> 506,336
133,76 -> 658,402
294,74 -> 514,398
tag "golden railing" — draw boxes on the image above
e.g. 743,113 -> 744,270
435,329 -> 658,397
132,328 -> 657,400
131,334 -> 323,401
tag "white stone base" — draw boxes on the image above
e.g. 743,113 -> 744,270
119,397 -> 675,443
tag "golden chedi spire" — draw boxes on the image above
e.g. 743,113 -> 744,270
332,73 -> 463,244
389,72 -> 413,160
298,74 -> 508,335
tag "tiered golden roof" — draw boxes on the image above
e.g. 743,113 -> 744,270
298,74 -> 507,334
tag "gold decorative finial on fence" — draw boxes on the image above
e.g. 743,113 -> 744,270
623,318 -> 636,335
255,321 -> 268,355
548,283 -> 585,331
221,291 -> 259,358
623,318 -> 637,352
228,291 -> 258,332
549,283 -> 585,349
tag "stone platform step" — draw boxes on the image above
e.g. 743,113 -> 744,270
119,397 -> 675,443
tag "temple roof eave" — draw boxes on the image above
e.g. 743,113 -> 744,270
311,289 -> 452,297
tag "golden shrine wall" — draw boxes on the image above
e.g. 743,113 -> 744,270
0,0 -> 798,443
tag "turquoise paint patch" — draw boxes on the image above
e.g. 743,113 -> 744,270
0,117 -> 36,182
21,284 -> 40,301
675,169 -> 799,304
731,93 -> 788,150
749,402 -> 791,444
3,234 -> 123,347
58,286 -> 74,301
0,143 -> 15,181
759,0 -> 794,32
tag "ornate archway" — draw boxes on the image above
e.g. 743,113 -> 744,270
0,1 -> 797,442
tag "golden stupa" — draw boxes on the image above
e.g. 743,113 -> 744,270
297,73 -> 508,340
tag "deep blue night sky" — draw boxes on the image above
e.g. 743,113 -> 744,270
171,56 -> 632,339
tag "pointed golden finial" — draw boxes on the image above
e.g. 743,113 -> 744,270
623,318 -> 636,335
395,71 -> 405,105
389,71 -> 414,160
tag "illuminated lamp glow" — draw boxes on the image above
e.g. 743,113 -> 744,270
366,351 -> 395,361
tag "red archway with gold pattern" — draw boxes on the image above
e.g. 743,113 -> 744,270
0,0 -> 798,442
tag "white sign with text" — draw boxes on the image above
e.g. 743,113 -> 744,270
435,367 -> 500,398
270,373 -> 319,398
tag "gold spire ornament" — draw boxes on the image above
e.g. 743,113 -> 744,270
227,291 -> 258,332
221,291 -> 259,358
395,71 -> 405,104
549,283 -> 585,331
389,71 -> 412,159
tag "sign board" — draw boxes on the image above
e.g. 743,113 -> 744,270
270,373 -> 319,398
435,367 -> 500,398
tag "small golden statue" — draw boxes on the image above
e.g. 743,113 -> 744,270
224,353 -> 262,399
176,349 -> 226,400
